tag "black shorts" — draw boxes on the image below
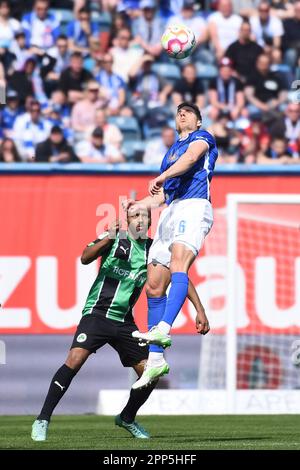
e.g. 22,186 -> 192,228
70,314 -> 148,367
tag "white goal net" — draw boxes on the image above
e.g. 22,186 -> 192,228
198,194 -> 300,413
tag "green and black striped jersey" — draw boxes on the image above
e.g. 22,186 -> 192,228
82,231 -> 152,322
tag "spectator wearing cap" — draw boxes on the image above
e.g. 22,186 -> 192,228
1,90 -> 22,137
245,53 -> 287,120
58,51 -> 93,104
167,0 -> 209,62
109,27 -> 144,83
132,0 -> 163,57
208,0 -> 243,61
129,54 -> 172,119
0,137 -> 21,163
249,1 -> 284,48
0,1 -> 20,48
71,80 -> 108,141
75,126 -> 125,164
143,125 -> 176,165
172,63 -> 205,110
35,125 -> 78,163
208,57 -> 245,121
21,0 -> 60,50
95,53 -> 126,115
225,20 -> 263,83
12,100 -> 52,161
66,7 -> 100,56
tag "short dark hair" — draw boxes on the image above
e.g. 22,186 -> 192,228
71,51 -> 83,59
177,102 -> 202,122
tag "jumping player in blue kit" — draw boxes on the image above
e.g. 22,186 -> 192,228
123,102 -> 218,389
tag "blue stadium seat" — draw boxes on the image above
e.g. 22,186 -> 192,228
151,63 -> 181,85
196,63 -> 218,79
108,116 -> 141,142
91,11 -> 112,32
50,9 -> 74,34
122,140 -> 146,162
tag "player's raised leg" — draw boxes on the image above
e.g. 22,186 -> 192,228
31,348 -> 90,441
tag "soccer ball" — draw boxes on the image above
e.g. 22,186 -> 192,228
161,24 -> 196,59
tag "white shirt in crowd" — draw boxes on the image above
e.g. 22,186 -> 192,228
208,11 -> 243,51
250,15 -> 284,47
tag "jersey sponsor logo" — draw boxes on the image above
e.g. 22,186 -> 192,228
112,265 -> 145,281
77,333 -> 87,343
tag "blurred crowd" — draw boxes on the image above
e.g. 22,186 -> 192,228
0,0 -> 300,165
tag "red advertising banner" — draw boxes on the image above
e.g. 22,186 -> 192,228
1,173 -> 299,334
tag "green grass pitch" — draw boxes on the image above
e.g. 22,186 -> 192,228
1,415 -> 300,450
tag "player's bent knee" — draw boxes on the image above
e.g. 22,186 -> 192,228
145,282 -> 165,298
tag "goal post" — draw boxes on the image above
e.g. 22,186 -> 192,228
226,193 -> 300,413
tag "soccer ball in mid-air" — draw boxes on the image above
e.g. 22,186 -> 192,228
161,24 -> 196,59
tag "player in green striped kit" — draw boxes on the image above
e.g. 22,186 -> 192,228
32,207 -> 209,441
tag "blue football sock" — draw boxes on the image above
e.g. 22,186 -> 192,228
161,272 -> 189,327
147,296 -> 167,353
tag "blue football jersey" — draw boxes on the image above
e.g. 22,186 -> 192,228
160,129 -> 218,204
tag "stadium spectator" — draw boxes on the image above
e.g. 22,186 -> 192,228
109,11 -> 131,48
95,52 -> 126,115
75,126 -> 125,163
12,100 -> 52,161
208,57 -> 245,121
208,111 -> 240,163
129,54 -> 172,120
21,0 -> 60,50
8,56 -> 47,106
172,63 -> 205,109
208,0 -> 243,60
35,125 -> 78,162
45,35 -> 72,91
257,136 -> 298,163
245,53 -> 287,120
282,0 -> 300,69
58,51 -> 93,104
9,29 -> 32,72
110,27 -> 144,83
0,0 -> 20,49
249,1 -> 284,48
1,89 -> 22,137
132,0 -> 163,57
167,0 -> 209,62
225,20 -> 264,83
269,103 -> 300,145
143,125 -> 176,165
66,6 -> 100,56
0,137 -> 21,162
92,108 -> 124,149
71,81 -> 108,140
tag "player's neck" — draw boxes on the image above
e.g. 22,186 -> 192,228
179,129 -> 193,139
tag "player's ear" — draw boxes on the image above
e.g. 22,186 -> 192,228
197,119 -> 201,128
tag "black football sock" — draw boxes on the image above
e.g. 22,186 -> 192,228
120,380 -> 158,424
37,364 -> 77,422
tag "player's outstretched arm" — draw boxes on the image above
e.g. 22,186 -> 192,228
81,220 -> 120,264
149,140 -> 209,195
187,280 -> 210,335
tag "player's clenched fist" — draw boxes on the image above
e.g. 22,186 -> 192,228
149,175 -> 166,196
108,219 -> 121,238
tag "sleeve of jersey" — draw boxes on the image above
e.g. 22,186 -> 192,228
87,231 -> 110,247
188,130 -> 213,152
